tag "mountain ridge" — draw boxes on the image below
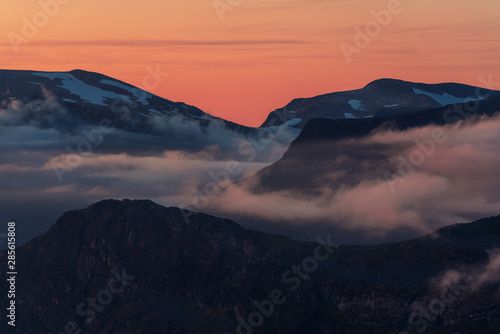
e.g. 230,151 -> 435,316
250,94 -> 500,194
0,68 -> 300,158
260,78 -> 500,128
1,199 -> 499,333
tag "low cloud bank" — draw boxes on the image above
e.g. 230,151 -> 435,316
436,249 -> 500,290
205,115 -> 500,241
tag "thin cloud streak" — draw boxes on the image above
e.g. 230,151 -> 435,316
0,39 -> 308,47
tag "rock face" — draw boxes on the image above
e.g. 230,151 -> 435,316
1,199 -> 499,333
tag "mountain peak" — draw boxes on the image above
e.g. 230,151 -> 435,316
69,68 -> 91,73
261,78 -> 500,128
68,68 -> 105,78
2,200 -> 500,333
52,198 -> 246,240
363,78 -> 409,89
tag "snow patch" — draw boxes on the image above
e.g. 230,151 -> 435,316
261,118 -> 302,133
412,87 -> 482,106
148,109 -> 164,116
384,104 -> 399,107
283,118 -> 302,127
348,99 -> 365,111
99,79 -> 150,105
100,79 -> 134,92
186,113 -> 203,119
33,72 -> 135,106
344,113 -> 357,119
134,111 -> 151,118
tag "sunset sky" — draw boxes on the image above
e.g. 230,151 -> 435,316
2,0 -> 500,126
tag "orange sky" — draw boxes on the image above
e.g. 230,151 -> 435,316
2,0 -> 500,126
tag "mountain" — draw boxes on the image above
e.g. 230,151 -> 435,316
0,69 -> 299,156
252,94 -> 500,194
197,94 -> 500,244
0,69 -> 301,251
1,199 -> 499,333
260,78 -> 500,128
0,69 -> 211,125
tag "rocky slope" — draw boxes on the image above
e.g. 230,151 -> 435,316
0,200 -> 499,333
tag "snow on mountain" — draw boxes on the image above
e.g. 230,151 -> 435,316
261,78 -> 500,128
412,87 -> 483,106
0,69 -> 209,124
0,69 -> 299,161
33,72 -> 137,106
283,118 -> 302,127
348,99 -> 365,111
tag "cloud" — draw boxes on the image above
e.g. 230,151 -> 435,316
437,249 -> 500,290
0,39 -> 307,48
0,90 -> 297,161
41,150 -> 269,199
2,88 -> 499,246
0,147 -> 273,247
204,172 -> 445,239
0,87 -> 71,129
201,114 -> 500,242
0,89 -> 301,247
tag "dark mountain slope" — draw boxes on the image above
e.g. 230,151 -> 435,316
0,200 -> 499,333
251,95 -> 500,193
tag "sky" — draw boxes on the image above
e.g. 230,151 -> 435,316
2,0 -> 500,126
